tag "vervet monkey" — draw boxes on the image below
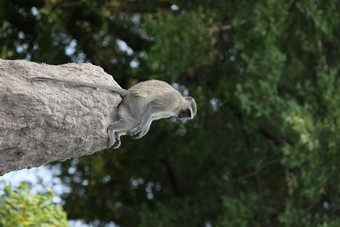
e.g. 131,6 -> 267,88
33,77 -> 197,149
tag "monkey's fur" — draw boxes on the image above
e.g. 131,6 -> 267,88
33,77 -> 197,149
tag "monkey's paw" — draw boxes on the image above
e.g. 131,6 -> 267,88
131,132 -> 142,139
112,140 -> 121,149
127,130 -> 141,139
108,135 -> 120,149
128,129 -> 148,140
128,124 -> 144,136
127,130 -> 137,136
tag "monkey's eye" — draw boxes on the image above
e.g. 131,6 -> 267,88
178,109 -> 192,119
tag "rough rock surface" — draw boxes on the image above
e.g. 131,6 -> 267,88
0,59 -> 122,175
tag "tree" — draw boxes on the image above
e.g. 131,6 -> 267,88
0,182 -> 69,226
2,0 -> 340,226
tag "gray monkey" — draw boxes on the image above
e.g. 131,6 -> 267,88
33,77 -> 197,149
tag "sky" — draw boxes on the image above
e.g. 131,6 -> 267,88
0,165 -> 67,203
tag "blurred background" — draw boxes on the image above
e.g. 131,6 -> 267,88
1,0 -> 340,226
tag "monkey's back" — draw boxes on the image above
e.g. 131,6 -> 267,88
128,80 -> 182,99
118,80 -> 183,121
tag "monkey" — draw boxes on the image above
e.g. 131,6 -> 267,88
33,77 -> 197,149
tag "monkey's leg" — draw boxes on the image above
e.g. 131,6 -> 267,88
128,105 -> 157,138
131,119 -> 154,139
112,138 -> 121,149
112,131 -> 128,149
108,119 -> 135,148
108,125 -> 119,148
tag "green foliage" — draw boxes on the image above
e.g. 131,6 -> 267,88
279,207 -> 340,227
139,200 -> 192,227
144,11 -> 216,80
218,193 -> 262,227
0,182 -> 69,227
2,0 -> 340,226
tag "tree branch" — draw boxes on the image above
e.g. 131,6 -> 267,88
161,158 -> 185,198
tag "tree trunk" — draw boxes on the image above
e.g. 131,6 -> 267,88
0,59 -> 122,175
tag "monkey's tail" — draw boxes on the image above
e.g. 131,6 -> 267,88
32,77 -> 128,96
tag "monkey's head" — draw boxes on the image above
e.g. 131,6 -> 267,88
177,97 -> 197,119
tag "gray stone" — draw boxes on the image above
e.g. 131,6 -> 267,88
0,59 -> 122,175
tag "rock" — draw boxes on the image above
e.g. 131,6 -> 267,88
0,59 -> 122,175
